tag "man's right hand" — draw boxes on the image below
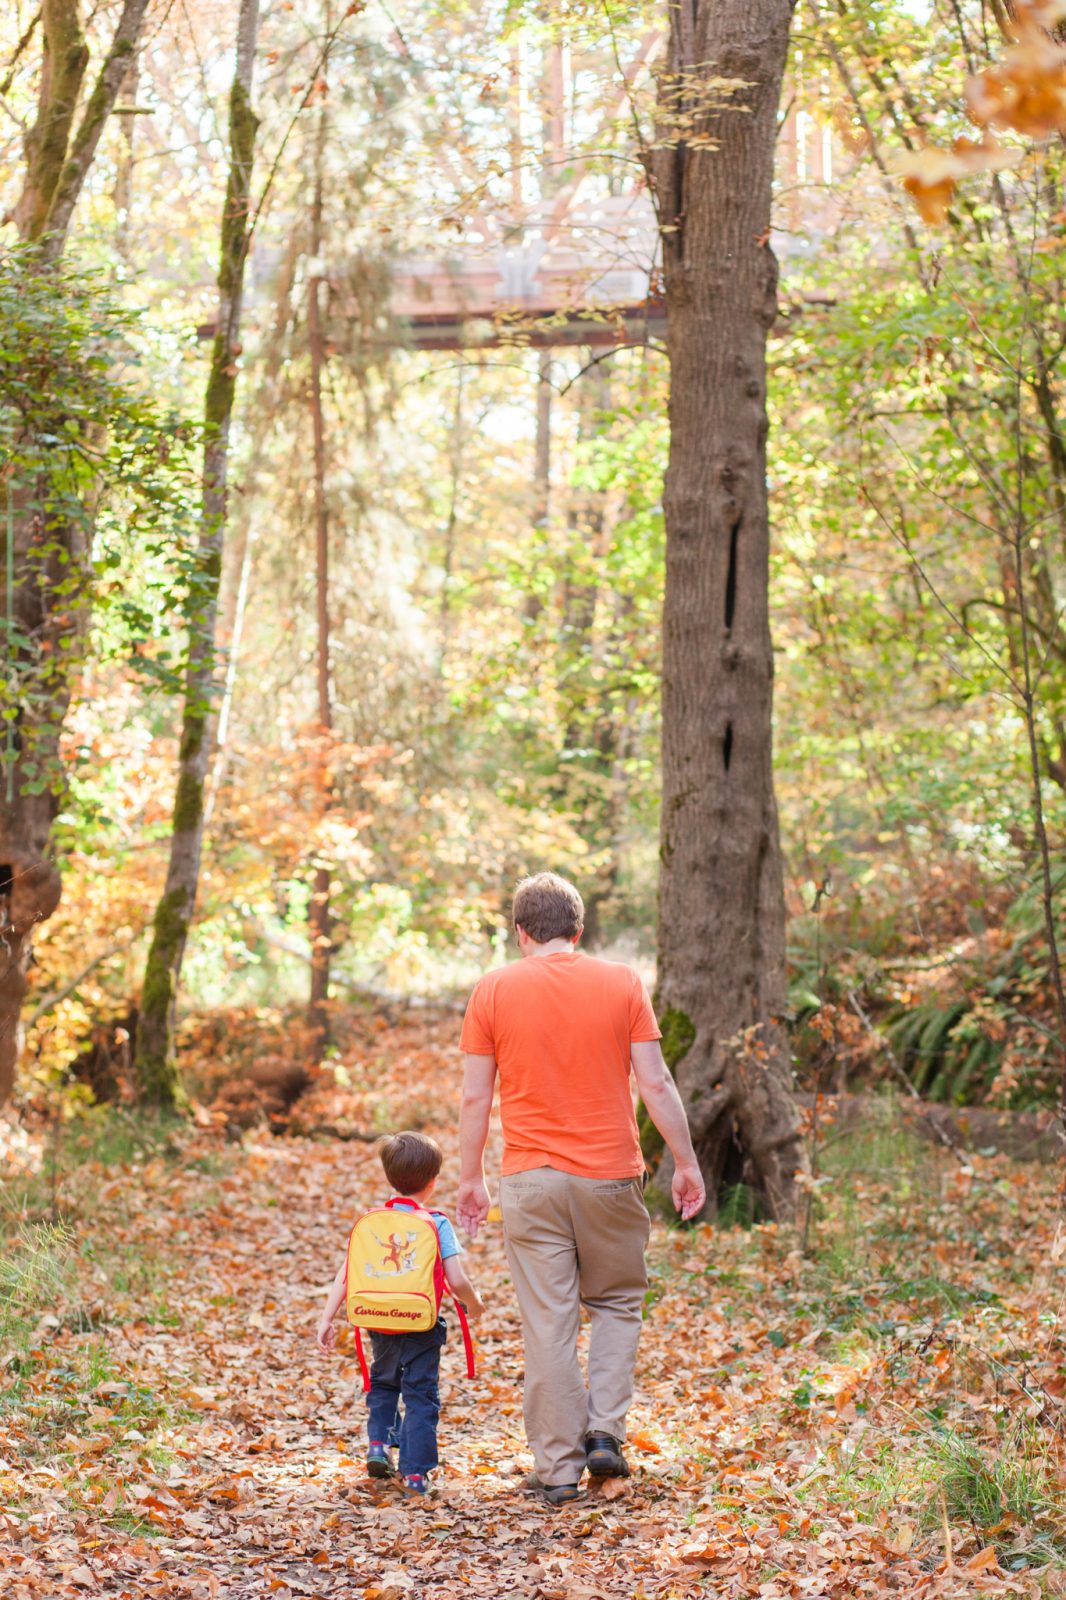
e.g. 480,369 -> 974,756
457,1178 -> 491,1239
672,1161 -> 706,1221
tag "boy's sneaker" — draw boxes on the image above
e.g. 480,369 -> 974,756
402,1473 -> 429,1495
585,1433 -> 631,1478
366,1442 -> 395,1479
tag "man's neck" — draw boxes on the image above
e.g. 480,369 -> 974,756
529,938 -> 578,958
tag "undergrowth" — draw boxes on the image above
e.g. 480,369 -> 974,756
788,866 -> 1064,1110
791,1107 -> 1066,1572
0,1108 -> 207,1531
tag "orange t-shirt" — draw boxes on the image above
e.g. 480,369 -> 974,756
459,951 -> 662,1180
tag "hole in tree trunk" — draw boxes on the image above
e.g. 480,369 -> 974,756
723,722 -> 733,770
718,1133 -> 762,1227
694,1117 -> 771,1226
724,516 -> 740,630
0,864 -> 12,900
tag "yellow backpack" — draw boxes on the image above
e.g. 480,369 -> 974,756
345,1197 -> 474,1390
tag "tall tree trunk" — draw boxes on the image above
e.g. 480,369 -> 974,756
306,103 -> 334,1066
203,228 -> 301,828
438,364 -> 466,658
113,51 -> 140,260
134,0 -> 260,1106
0,0 -> 151,1104
523,352 -> 552,622
649,0 -> 807,1222
558,361 -> 615,946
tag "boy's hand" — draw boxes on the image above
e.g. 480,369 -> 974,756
460,1291 -> 484,1322
316,1317 -> 335,1354
457,1178 -> 491,1239
672,1161 -> 706,1221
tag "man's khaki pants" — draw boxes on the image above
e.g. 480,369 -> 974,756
499,1166 -> 651,1487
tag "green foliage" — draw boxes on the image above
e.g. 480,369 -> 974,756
0,247 -> 199,794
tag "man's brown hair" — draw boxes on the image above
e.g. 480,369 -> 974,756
512,871 -> 584,944
378,1130 -> 443,1194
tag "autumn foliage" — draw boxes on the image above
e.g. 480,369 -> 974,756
894,0 -> 1066,219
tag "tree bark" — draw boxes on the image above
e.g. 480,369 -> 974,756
0,0 -> 151,1104
649,0 -> 807,1222
306,100 -> 334,1066
203,228 -> 301,828
134,0 -> 261,1106
14,0 -> 151,257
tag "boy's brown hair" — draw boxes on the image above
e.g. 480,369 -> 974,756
512,871 -> 584,945
378,1130 -> 443,1195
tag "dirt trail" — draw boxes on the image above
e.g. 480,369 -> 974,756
124,1135 -> 711,1599
6,1016 -> 1058,1598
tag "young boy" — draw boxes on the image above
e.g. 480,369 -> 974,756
316,1131 -> 483,1494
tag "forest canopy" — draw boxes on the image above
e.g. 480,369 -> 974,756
1,0 -> 1065,1122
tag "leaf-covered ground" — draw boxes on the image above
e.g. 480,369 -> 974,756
3,1009 -> 1066,1599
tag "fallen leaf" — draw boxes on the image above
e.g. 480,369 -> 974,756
886,1521 -> 916,1555
963,1546 -> 1001,1573
598,1476 -> 628,1500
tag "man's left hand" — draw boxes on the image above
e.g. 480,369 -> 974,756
457,1178 -> 491,1239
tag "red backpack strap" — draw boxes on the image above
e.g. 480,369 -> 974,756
445,1284 -> 476,1380
354,1327 -> 371,1393
385,1196 -> 430,1215
385,1198 -> 442,1242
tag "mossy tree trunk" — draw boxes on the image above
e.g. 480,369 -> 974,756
648,0 -> 807,1222
0,0 -> 151,1105
134,0 -> 261,1107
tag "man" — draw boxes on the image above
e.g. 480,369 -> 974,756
457,871 -> 706,1507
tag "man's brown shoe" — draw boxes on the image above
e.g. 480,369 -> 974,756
585,1433 -> 630,1478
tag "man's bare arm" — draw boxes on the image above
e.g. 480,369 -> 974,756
631,1039 -> 707,1220
457,1052 -> 497,1238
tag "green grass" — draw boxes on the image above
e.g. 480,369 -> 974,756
932,1421 -> 1059,1536
5,1333 -> 199,1531
814,1398 -> 1065,1571
0,1111 -> 206,1443
0,1220 -> 77,1401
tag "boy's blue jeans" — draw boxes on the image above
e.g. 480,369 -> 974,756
367,1320 -> 446,1477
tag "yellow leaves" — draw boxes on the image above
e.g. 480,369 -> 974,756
966,2 -> 1066,137
894,2 -> 1066,222
890,137 -> 1020,224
